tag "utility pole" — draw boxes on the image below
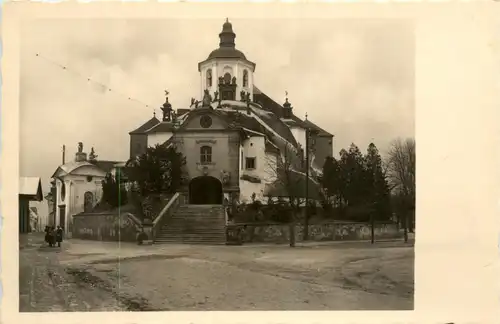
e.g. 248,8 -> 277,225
304,127 -> 310,241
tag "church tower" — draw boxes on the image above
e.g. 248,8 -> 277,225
198,19 -> 256,101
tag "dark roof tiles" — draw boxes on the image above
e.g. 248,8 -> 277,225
129,116 -> 160,135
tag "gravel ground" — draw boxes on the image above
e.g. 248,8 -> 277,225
20,234 -> 414,311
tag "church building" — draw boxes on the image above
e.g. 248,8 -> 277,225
50,20 -> 334,238
129,19 -> 334,206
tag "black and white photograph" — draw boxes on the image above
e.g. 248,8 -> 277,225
17,16 -> 415,311
3,2 -> 498,322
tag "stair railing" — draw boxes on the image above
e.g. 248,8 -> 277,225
152,192 -> 180,242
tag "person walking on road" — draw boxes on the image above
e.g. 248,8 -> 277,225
56,226 -> 64,248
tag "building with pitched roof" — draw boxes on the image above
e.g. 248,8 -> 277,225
19,177 -> 43,233
129,19 -> 334,205
50,143 -> 122,236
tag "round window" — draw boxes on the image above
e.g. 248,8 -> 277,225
200,115 -> 213,128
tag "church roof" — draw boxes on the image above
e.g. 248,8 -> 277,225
199,19 -> 256,71
249,103 -> 299,147
208,47 -> 247,60
252,85 -> 333,137
145,121 -> 175,134
93,160 -> 121,173
217,109 -> 266,134
51,160 -> 118,178
129,116 -> 161,135
302,119 -> 333,137
263,169 -> 322,200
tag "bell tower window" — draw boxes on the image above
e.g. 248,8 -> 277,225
243,70 -> 248,88
223,72 -> 232,85
206,69 -> 212,87
219,72 -> 237,100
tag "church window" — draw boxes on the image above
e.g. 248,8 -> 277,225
223,72 -> 232,85
206,69 -> 212,87
200,115 -> 213,128
84,192 -> 94,213
245,157 -> 256,170
200,146 -> 212,164
60,182 -> 66,202
243,70 -> 248,87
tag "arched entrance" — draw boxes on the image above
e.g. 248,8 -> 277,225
189,176 -> 223,204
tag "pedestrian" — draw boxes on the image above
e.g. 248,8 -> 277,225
44,226 -> 50,246
48,226 -> 56,247
56,225 -> 63,248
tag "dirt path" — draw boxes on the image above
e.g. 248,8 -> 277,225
20,235 -> 414,311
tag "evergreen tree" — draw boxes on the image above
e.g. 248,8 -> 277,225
125,144 -> 186,196
344,143 -> 368,206
101,173 -> 128,208
364,143 -> 391,221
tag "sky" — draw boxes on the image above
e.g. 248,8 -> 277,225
19,18 -> 414,216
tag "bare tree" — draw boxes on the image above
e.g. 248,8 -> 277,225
386,137 -> 415,241
264,141 -> 306,247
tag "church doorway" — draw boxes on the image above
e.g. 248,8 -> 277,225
189,176 -> 223,205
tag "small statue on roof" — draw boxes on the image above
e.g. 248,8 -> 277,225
232,76 -> 237,85
214,91 -> 219,102
89,147 -> 98,161
240,90 -> 246,102
202,89 -> 212,107
78,142 -> 83,153
161,90 -> 173,122
218,76 -> 224,85
195,100 -> 200,108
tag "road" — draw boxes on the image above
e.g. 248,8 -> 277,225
19,233 -> 414,311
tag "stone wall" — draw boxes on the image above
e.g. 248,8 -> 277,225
72,212 -> 142,242
239,222 -> 401,243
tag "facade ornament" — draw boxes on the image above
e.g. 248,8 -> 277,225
246,92 -> 251,113
220,170 -> 231,185
231,76 -> 237,85
78,142 -> 83,153
195,100 -> 200,108
213,91 -> 219,102
89,147 -> 98,161
190,98 -> 196,107
161,92 -> 173,122
202,89 -> 212,107
218,76 -> 224,85
240,90 -> 246,101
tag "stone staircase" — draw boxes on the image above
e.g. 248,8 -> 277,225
155,204 -> 227,245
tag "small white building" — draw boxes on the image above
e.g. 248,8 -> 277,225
50,144 -> 122,236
